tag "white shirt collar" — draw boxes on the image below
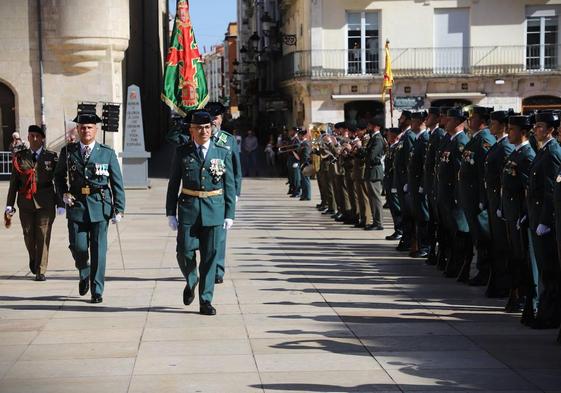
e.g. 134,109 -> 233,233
32,146 -> 43,156
497,135 -> 508,143
515,140 -> 530,151
194,140 -> 211,158
540,138 -> 554,150
80,141 -> 96,151
471,130 -> 482,139
372,130 -> 381,136
450,130 -> 464,141
415,129 -> 428,139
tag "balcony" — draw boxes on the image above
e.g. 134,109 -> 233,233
280,45 -> 561,81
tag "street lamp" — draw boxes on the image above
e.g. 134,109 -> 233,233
249,31 -> 260,51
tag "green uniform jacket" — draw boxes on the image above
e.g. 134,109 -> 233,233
423,127 -> 446,196
364,132 -> 385,182
166,141 -> 236,227
7,148 -> 60,211
213,130 -> 242,197
527,139 -> 561,230
458,128 -> 496,212
54,143 -> 126,223
484,136 -> 515,217
392,129 -> 415,191
383,142 -> 397,191
500,143 -> 535,223
408,130 -> 430,222
437,131 -> 469,232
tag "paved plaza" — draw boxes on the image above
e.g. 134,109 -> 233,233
0,178 -> 560,393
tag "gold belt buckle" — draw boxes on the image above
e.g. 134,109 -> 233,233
81,186 -> 90,195
200,191 -> 209,198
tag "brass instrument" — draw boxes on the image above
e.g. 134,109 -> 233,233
277,143 -> 300,154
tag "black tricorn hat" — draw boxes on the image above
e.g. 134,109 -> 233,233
387,127 -> 401,135
400,110 -> 412,119
490,109 -> 513,124
411,110 -> 428,120
428,107 -> 441,116
447,107 -> 468,120
73,114 -> 102,124
535,110 -> 561,128
469,106 -> 494,119
508,115 -> 534,129
28,124 -> 45,137
205,102 -> 226,117
189,110 -> 212,125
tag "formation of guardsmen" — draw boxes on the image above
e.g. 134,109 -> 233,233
308,106 -> 561,343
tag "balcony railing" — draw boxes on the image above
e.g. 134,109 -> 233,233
280,45 -> 561,80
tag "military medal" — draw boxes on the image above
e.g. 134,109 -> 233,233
557,175 -> 561,183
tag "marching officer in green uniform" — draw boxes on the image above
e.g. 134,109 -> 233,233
407,111 -> 431,258
54,114 -> 126,303
393,111 -> 415,251
205,102 -> 242,284
484,110 -> 515,299
423,108 -> 446,265
383,128 -> 402,240
5,125 -> 63,280
298,128 -> 312,201
500,115 -> 536,323
458,106 -> 496,285
166,110 -> 236,315
437,108 -> 470,278
364,118 -> 386,231
527,111 -> 561,329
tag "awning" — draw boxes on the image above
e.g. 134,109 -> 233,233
331,94 -> 383,101
425,92 -> 486,99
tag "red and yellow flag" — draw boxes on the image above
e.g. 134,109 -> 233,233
381,40 -> 393,102
161,0 -> 209,116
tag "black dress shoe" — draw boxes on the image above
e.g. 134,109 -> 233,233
372,225 -> 384,231
79,277 -> 90,296
183,278 -> 199,306
35,274 -> 46,282
215,277 -> 224,284
315,204 -> 324,209
322,209 -> 334,215
335,214 -> 346,222
412,250 -> 429,258
396,243 -> 410,251
91,294 -> 103,304
385,232 -> 402,241
200,301 -> 216,315
299,197 -> 311,201
290,193 -> 301,198
504,296 -> 523,313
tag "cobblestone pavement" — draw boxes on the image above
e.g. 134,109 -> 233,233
0,178 -> 560,393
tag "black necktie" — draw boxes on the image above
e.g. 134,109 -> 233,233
32,152 -> 38,163
198,145 -> 205,161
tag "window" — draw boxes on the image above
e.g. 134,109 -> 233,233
526,14 -> 559,70
347,11 -> 379,75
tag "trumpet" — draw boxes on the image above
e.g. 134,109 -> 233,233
277,143 -> 300,153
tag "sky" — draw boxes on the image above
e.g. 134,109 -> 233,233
168,0 -> 237,53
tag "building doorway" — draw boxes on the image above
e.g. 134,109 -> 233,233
344,100 -> 384,127
522,95 -> 561,114
0,82 -> 16,151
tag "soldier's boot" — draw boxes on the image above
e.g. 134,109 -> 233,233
521,294 -> 536,327
533,286 -> 561,329
486,269 -> 510,298
436,244 -> 448,271
456,242 -> 474,283
444,236 -> 464,278
505,289 -> 524,313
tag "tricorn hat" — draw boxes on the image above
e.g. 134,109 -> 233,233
205,102 -> 226,117
387,127 -> 401,135
490,109 -> 513,124
508,115 -> 534,129
73,114 -> 102,124
28,124 -> 45,138
411,111 -> 428,120
439,106 -> 452,115
400,110 -> 412,119
469,106 -> 494,120
447,107 -> 468,120
428,107 -> 441,116
535,110 -> 561,128
189,110 -> 212,125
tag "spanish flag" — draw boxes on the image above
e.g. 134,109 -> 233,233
381,40 -> 393,102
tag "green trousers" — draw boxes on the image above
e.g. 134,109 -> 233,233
177,219 -> 220,304
216,227 -> 227,279
68,219 -> 109,296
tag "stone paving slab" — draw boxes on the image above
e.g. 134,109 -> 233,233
1,178 -> 560,392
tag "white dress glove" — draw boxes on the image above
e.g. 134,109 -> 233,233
516,215 -> 527,230
5,206 -> 14,215
111,213 -> 122,224
403,184 -> 408,193
168,216 -> 178,231
418,187 -> 424,194
390,188 -> 397,194
56,207 -> 66,216
478,203 -> 485,211
224,218 -> 234,230
292,163 -> 299,169
63,193 -> 75,207
536,224 -> 551,236
236,196 -> 239,203
496,209 -> 502,218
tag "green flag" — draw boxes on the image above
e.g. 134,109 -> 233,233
161,0 -> 209,117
